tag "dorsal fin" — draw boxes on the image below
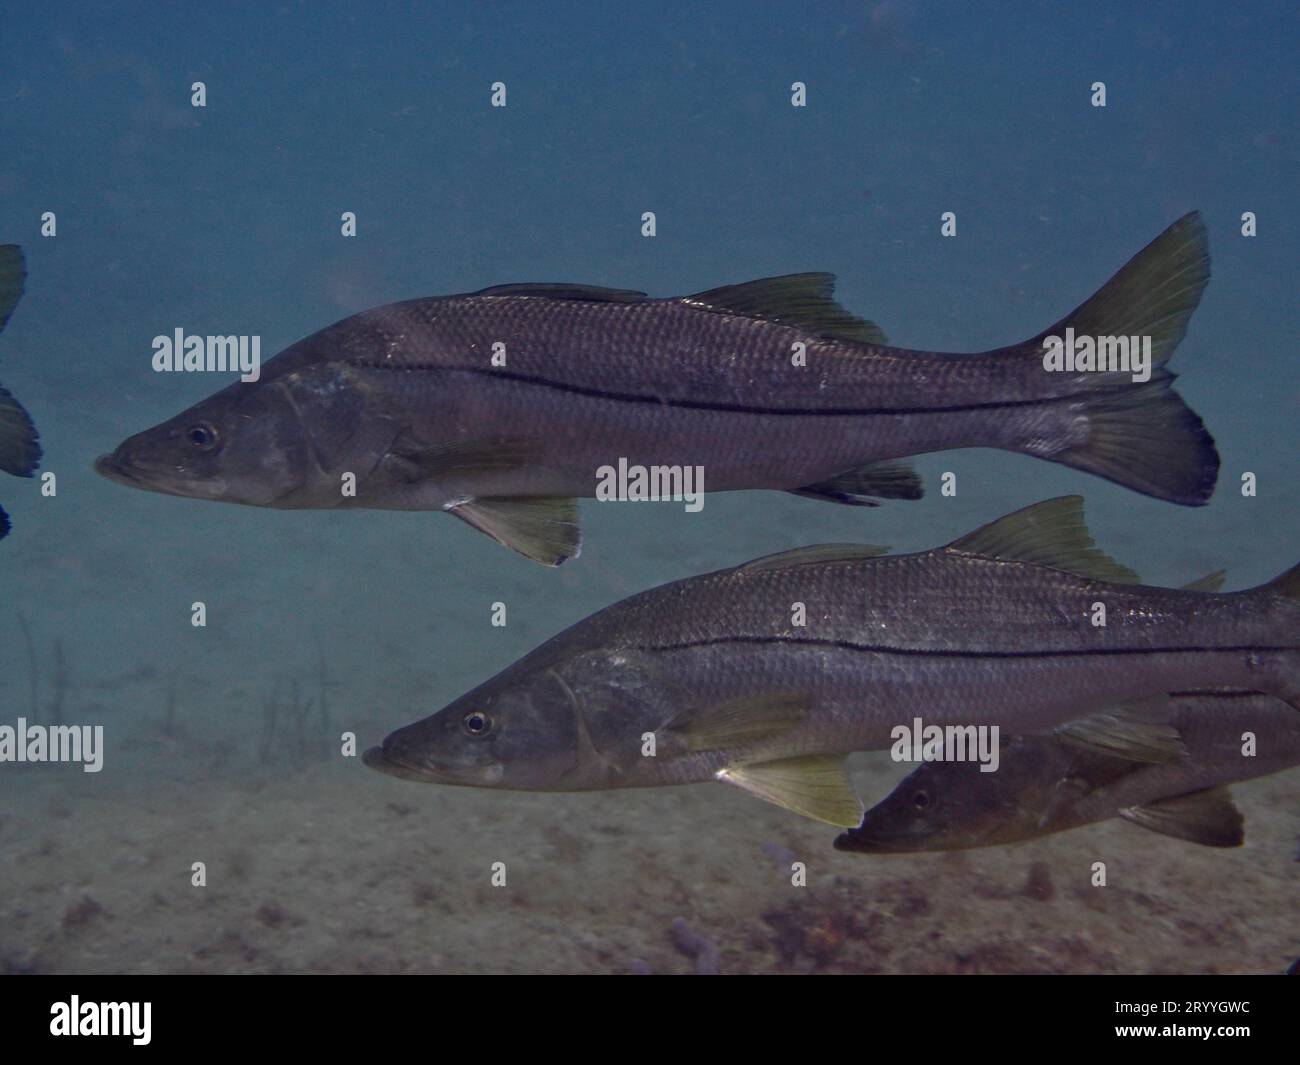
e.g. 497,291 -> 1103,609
1181,570 -> 1226,593
946,496 -> 1140,584
472,282 -> 647,303
740,543 -> 890,575
684,273 -> 887,344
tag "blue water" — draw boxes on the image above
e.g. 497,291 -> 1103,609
0,2 -> 1295,973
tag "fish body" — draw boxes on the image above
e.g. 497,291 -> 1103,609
364,497 -> 1300,826
835,692 -> 1300,852
0,244 -> 42,539
97,215 -> 1218,564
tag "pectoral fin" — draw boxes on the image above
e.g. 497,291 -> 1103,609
1118,787 -> 1244,847
390,435 -> 539,482
718,754 -> 863,827
1054,705 -> 1186,764
668,693 -> 809,752
448,496 -> 581,566
1037,775 -> 1095,829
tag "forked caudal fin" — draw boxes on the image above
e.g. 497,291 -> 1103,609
1023,212 -> 1219,506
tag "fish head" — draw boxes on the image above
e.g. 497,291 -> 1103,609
834,757 -> 1039,854
364,648 -> 679,791
94,367 -> 360,507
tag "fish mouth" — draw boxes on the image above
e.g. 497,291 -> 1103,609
362,745 -> 438,782
832,815 -> 909,854
94,452 -> 142,487
363,743 -> 505,787
94,450 -> 230,501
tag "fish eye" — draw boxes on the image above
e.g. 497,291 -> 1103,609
462,711 -> 493,737
186,423 -> 218,450
912,790 -> 930,810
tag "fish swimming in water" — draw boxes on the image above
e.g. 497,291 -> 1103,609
0,245 -> 42,540
363,496 -> 1300,826
834,690 -> 1300,853
97,215 -> 1218,565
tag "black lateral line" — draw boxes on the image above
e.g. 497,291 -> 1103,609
635,635 -> 1294,659
353,361 -> 1100,418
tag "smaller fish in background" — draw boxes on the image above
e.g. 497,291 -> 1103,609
0,244 -> 42,540
835,691 -> 1300,854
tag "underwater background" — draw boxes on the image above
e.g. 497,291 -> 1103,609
0,1 -> 1295,973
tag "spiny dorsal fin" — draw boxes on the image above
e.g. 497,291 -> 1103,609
1119,786 -> 1244,847
718,754 -> 863,827
1181,570 -> 1226,593
684,273 -> 887,344
472,282 -> 648,303
739,543 -> 890,575
947,496 -> 1140,584
668,693 -> 809,752
0,245 -> 25,334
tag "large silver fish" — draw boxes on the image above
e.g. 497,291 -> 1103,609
363,497 -> 1300,826
835,691 -> 1300,853
96,215 -> 1218,564
0,244 -> 42,540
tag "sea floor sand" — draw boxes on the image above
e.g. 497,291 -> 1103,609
2,736 -> 1295,974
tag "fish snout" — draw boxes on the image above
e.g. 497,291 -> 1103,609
362,739 -> 444,783
362,743 -> 419,780
94,450 -> 137,485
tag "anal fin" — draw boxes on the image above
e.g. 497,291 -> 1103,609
790,460 -> 922,506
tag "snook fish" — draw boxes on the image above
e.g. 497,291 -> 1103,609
97,215 -> 1218,565
363,497 -> 1300,827
835,691 -> 1300,852
0,245 -> 42,540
